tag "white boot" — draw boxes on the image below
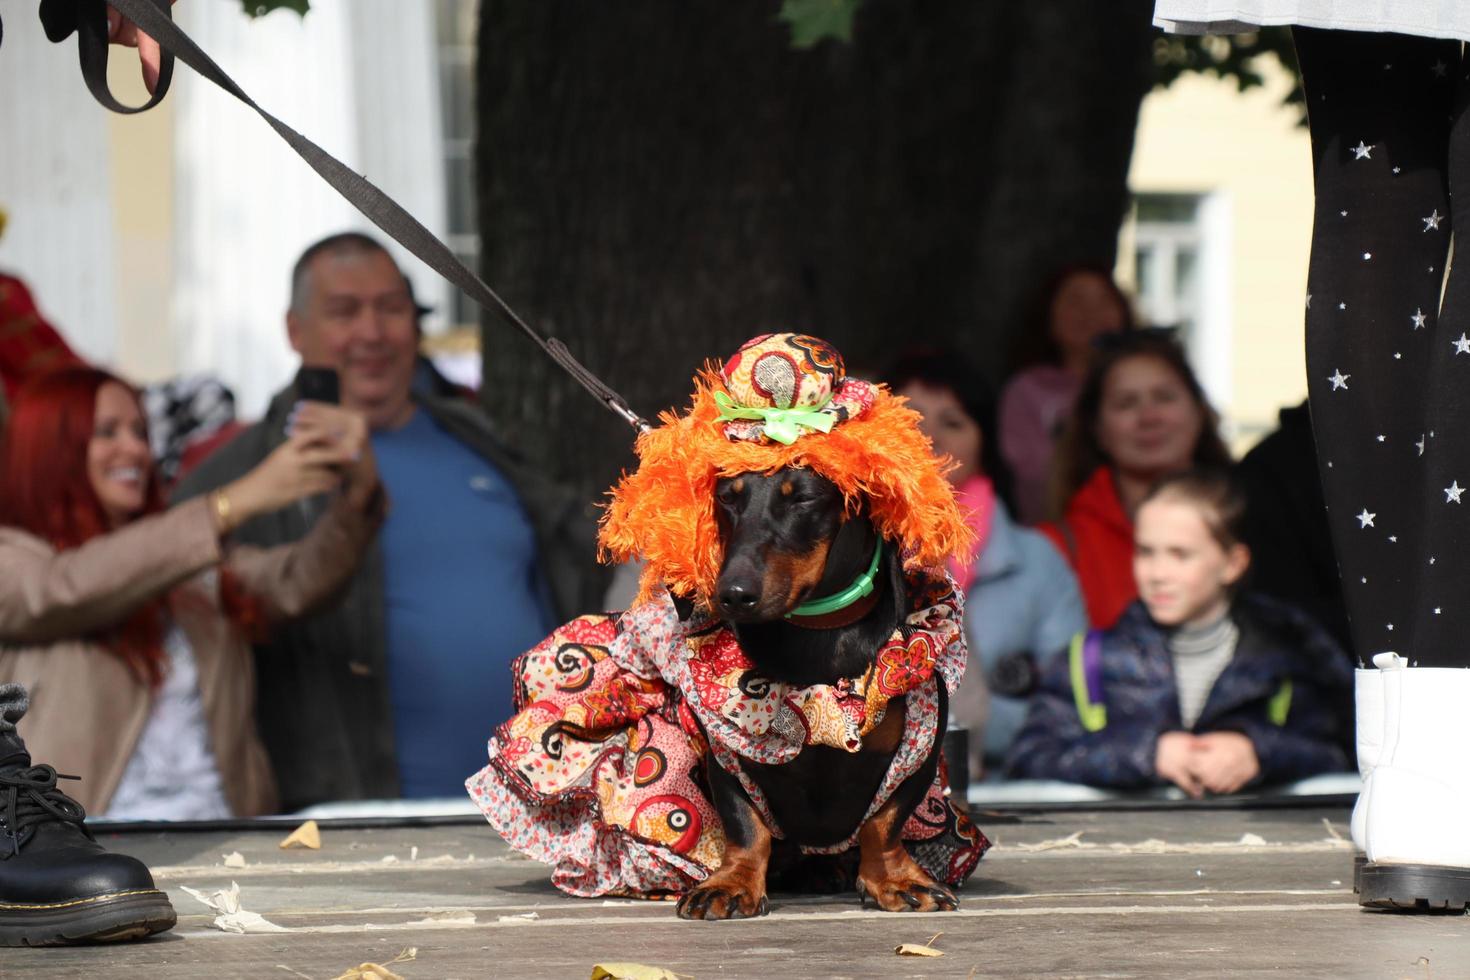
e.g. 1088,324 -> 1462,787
1348,655 -> 1390,893
1349,657 -> 1389,851
1359,656 -> 1470,911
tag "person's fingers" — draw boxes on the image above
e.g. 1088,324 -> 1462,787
286,414 -> 353,447
137,30 -> 163,93
1161,761 -> 1202,798
302,471 -> 344,496
106,7 -> 128,43
107,3 -> 178,95
293,444 -> 356,468
1207,773 -> 1237,795
293,404 -> 365,440
1185,755 -> 1220,787
285,415 -> 333,445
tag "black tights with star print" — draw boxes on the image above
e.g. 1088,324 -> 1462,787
1296,28 -> 1470,667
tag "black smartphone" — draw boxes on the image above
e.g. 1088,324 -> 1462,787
296,366 -> 340,405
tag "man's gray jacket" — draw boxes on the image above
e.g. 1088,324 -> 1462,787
173,385 -> 607,811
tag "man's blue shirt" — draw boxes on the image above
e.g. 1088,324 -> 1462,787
371,408 -> 553,798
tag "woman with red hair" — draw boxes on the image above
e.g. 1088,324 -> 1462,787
0,366 -> 383,821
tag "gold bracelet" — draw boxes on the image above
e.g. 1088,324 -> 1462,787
211,489 -> 234,534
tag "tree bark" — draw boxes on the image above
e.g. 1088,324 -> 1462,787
476,0 -> 1155,506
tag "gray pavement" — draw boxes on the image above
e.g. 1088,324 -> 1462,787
3,806 -> 1465,979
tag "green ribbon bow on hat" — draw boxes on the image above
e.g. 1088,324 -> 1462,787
714,390 -> 836,445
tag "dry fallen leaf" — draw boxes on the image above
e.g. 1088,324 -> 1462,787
279,820 -> 322,850
331,947 -> 417,980
223,851 -> 248,869
590,964 -> 681,980
895,943 -> 945,958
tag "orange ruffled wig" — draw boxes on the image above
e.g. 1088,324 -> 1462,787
599,367 -> 974,608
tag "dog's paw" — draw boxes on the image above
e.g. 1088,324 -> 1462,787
676,880 -> 770,920
856,872 -> 958,913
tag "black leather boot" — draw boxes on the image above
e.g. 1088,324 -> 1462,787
0,735 -> 176,946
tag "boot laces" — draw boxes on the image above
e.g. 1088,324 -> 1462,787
0,764 -> 87,856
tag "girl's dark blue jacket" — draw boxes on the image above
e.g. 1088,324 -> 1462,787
1004,593 -> 1353,788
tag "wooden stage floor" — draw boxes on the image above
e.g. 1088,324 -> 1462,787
4,804 -> 1466,979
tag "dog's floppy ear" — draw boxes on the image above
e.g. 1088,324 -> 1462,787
670,590 -> 697,622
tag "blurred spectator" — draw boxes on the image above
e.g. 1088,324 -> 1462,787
884,348 -> 1088,780
403,275 -> 478,402
174,231 -> 605,808
1233,400 -> 1352,659
999,265 -> 1134,525
0,272 -> 85,404
0,367 -> 381,818
141,374 -> 241,487
1039,329 -> 1231,629
1007,470 -> 1352,793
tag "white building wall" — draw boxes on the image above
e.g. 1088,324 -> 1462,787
1125,58 -> 1314,451
0,11 -> 119,366
172,0 -> 447,416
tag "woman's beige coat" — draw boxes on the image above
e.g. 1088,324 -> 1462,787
0,494 -> 378,816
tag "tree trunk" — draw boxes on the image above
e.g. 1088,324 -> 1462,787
476,0 -> 1155,506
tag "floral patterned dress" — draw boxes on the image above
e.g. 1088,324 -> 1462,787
466,571 -> 990,898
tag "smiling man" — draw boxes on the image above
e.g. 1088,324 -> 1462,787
174,232 -> 604,811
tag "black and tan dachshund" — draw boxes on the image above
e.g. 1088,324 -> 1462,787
674,465 -> 957,920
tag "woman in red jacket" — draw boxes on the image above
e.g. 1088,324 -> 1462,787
1040,330 -> 1231,628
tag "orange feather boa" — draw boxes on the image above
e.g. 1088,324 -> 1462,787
599,367 -> 974,608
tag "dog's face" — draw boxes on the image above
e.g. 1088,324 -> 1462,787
713,467 -> 845,623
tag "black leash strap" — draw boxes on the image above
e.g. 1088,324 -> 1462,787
32,0 -> 651,433
37,0 -> 176,113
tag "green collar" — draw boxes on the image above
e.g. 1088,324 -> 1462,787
787,538 -> 883,619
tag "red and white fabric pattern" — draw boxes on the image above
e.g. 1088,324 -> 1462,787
466,570 -> 990,898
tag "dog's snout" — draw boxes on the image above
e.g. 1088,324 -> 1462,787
718,583 -> 761,617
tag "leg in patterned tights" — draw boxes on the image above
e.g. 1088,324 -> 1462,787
1294,27 -> 1464,667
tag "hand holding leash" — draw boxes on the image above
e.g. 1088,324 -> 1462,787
106,0 -> 177,93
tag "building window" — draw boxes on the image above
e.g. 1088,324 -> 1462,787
1123,191 -> 1233,425
1133,193 -> 1203,344
434,0 -> 480,332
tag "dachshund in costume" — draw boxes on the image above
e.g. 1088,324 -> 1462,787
468,334 -> 989,918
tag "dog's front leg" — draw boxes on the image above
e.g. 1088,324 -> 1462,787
854,700 -> 958,913
676,758 -> 772,920
854,795 -> 958,912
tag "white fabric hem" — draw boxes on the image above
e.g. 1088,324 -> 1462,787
1153,3 -> 1470,42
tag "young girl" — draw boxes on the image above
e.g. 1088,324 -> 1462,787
1006,470 -> 1352,795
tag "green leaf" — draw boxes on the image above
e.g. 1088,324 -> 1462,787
241,0 -> 310,18
777,0 -> 860,49
1152,27 -> 1305,125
